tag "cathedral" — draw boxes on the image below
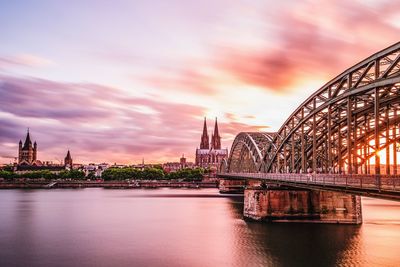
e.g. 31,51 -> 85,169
195,118 -> 228,169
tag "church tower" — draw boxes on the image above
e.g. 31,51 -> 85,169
18,140 -> 22,163
200,117 -> 209,149
211,118 -> 221,149
18,129 -> 37,165
64,150 -> 73,167
33,141 -> 37,161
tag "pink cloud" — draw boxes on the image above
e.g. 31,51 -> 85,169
214,1 -> 400,92
135,64 -> 217,95
133,1 -> 400,94
0,54 -> 53,69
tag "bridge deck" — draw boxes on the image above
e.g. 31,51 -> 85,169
218,173 -> 400,201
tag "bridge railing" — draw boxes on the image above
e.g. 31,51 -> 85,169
220,173 -> 400,192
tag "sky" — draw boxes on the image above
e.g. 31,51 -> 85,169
0,0 -> 399,164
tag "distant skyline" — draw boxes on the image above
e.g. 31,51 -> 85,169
1,0 -> 399,164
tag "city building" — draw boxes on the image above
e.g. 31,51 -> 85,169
82,163 -> 110,177
163,154 -> 194,173
195,118 -> 228,170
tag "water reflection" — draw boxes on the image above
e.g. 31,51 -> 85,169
0,189 -> 399,267
224,196 -> 361,266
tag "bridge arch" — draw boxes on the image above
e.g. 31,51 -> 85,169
226,132 -> 276,173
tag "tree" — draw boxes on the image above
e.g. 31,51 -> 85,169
101,167 -> 138,180
0,170 -> 18,180
142,168 -> 165,180
59,170 -> 85,179
19,170 -> 56,180
87,172 -> 96,179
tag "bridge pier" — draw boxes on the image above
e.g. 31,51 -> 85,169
218,179 -> 246,194
244,186 -> 362,224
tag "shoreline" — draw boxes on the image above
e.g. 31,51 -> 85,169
0,180 -> 218,189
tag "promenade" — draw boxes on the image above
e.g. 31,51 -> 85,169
0,180 -> 218,189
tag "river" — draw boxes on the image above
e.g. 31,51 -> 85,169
0,188 -> 399,267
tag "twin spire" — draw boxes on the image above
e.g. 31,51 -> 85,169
200,117 -> 221,150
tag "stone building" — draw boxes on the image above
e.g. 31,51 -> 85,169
18,130 -> 38,165
163,154 -> 194,173
64,150 -> 73,167
195,118 -> 228,169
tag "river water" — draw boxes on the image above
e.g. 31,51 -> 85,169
0,188 -> 399,267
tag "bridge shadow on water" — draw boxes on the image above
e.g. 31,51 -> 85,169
226,197 -> 362,267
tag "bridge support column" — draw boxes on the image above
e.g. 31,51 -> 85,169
218,179 -> 246,194
243,187 -> 362,224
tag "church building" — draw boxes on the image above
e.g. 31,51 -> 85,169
195,118 -> 228,169
64,150 -> 73,167
18,129 -> 38,165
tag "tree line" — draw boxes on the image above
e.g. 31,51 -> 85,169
0,167 -> 207,181
101,167 -> 205,181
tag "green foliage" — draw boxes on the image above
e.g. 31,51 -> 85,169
0,166 -> 205,181
152,164 -> 163,170
2,165 -> 14,172
101,167 -> 167,180
28,170 -> 56,179
0,170 -> 18,180
142,168 -> 165,180
59,170 -> 85,179
87,172 -> 96,179
102,167 -> 140,181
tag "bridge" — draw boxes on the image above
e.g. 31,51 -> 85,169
217,42 -> 400,224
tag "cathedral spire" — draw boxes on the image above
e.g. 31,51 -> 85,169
200,117 -> 209,149
214,117 -> 220,138
202,117 -> 208,136
212,117 -> 221,149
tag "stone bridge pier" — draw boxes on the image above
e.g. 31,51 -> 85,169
218,178 -> 246,194
243,186 -> 362,224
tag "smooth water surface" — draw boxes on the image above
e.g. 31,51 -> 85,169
0,188 -> 400,267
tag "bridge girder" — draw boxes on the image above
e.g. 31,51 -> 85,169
224,132 -> 276,173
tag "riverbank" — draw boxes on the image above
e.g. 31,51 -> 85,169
0,180 -> 218,189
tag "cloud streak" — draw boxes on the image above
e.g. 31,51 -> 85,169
212,0 -> 400,92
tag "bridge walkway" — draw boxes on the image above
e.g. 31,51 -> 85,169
218,173 -> 400,201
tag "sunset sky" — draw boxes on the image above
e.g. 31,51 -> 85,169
1,0 -> 399,164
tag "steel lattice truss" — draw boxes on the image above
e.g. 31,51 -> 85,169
223,42 -> 400,175
221,132 -> 276,173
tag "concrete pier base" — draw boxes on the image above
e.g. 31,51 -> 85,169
219,179 -> 246,194
243,187 -> 362,224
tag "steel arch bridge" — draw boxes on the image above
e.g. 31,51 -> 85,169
222,42 -> 400,176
